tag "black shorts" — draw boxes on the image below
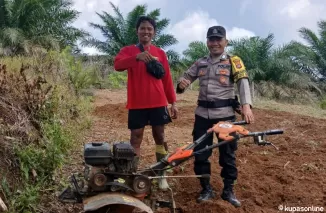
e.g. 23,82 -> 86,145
128,106 -> 172,130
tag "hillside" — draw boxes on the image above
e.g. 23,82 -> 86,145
46,89 -> 326,213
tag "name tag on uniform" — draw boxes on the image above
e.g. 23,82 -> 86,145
217,64 -> 231,69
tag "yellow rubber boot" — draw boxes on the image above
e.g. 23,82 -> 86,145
155,144 -> 169,191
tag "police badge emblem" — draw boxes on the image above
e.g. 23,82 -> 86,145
230,56 -> 248,82
233,59 -> 242,69
220,76 -> 227,84
219,69 -> 228,75
218,69 -> 228,84
198,69 -> 207,76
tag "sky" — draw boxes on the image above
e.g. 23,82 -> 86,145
72,0 -> 326,55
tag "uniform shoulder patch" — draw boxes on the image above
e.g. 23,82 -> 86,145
230,56 -> 245,70
230,56 -> 248,82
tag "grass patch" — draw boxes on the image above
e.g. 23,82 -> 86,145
176,90 -> 326,119
320,98 -> 326,110
253,97 -> 326,119
0,49 -> 93,212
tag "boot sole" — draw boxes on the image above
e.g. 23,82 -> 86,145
221,196 -> 241,208
196,194 -> 216,203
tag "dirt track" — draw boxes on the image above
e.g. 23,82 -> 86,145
55,89 -> 326,213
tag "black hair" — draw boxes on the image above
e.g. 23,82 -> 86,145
136,16 -> 156,30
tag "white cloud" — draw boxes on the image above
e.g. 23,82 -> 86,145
69,0 -> 325,55
280,0 -> 310,19
72,1 -> 256,55
71,0 -> 166,55
167,10 -> 256,53
263,0 -> 325,43
81,47 -> 101,55
167,11 -> 218,52
239,0 -> 253,15
72,0 -> 121,55
227,27 -> 256,40
130,0 -> 162,4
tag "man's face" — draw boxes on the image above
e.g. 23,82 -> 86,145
137,21 -> 155,44
207,37 -> 228,56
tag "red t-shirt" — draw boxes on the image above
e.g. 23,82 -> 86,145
114,44 -> 177,109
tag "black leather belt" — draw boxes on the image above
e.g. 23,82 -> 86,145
197,99 -> 236,108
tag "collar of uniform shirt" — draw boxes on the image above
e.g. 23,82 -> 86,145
207,51 -> 228,64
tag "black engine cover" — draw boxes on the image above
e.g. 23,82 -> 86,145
113,142 -> 136,160
84,142 -> 112,166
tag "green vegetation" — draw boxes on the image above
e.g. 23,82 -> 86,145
0,0 -> 87,55
173,29 -> 326,105
80,2 -> 180,69
0,51 -> 93,212
0,0 -> 326,212
320,97 -> 326,109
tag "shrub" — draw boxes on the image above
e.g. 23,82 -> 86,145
0,49 -> 92,212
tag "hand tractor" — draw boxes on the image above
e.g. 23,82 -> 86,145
59,120 -> 283,213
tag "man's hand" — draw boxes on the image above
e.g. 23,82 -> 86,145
136,51 -> 154,63
178,78 -> 191,90
242,104 -> 254,123
170,103 -> 178,119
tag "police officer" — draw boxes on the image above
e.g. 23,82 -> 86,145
176,26 -> 254,207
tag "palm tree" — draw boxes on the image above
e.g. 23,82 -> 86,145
0,0 -> 8,28
298,20 -> 326,81
81,2 -> 180,69
228,34 -> 316,84
182,41 -> 209,67
0,0 -> 87,56
227,34 -> 321,100
227,34 -> 273,82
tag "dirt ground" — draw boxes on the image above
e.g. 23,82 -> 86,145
51,89 -> 326,213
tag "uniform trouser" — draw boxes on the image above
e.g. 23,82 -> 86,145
193,114 -> 238,181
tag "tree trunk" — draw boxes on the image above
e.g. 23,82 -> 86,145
0,196 -> 8,212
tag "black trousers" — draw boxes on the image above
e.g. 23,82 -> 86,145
193,114 -> 238,181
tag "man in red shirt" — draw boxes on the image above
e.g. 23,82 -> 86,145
114,16 -> 178,190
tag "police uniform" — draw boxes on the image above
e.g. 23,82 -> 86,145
176,26 -> 252,207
